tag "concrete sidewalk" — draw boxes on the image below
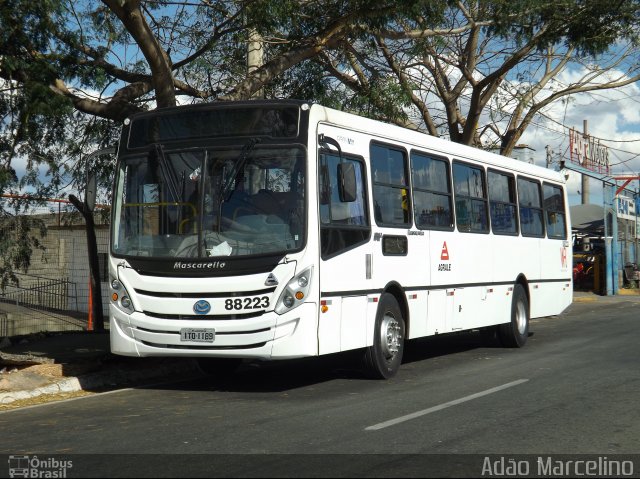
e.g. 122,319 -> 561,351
0,331 -> 199,407
573,288 -> 640,302
1,290 -> 639,408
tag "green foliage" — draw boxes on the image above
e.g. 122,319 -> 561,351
0,209 -> 47,291
0,2 -> 118,284
0,0 -> 639,284
483,0 -> 640,56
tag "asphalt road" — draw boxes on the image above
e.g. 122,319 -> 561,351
1,298 -> 639,477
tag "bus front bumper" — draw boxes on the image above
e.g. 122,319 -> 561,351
109,303 -> 318,360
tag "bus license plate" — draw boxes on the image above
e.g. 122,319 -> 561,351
180,328 -> 215,343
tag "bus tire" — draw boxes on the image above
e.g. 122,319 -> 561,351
196,357 -> 242,377
498,284 -> 529,348
362,293 -> 405,379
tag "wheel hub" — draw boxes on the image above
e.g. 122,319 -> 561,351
516,300 -> 527,335
380,314 -> 402,359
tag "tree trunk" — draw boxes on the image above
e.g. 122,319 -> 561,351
68,195 -> 104,332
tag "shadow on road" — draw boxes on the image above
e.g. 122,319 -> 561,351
142,329 -> 507,394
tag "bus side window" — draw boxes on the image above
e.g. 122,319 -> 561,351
543,183 -> 567,239
453,161 -> 489,233
517,177 -> 545,237
370,143 -> 410,227
410,151 -> 453,230
319,152 -> 370,259
488,170 -> 518,235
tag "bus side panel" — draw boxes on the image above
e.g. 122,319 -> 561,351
490,284 -> 515,326
406,290 -> 429,339
318,242 -> 373,354
534,237 -> 572,317
530,282 -> 566,318
318,296 -> 341,355
426,289 -> 449,335
430,231 -> 496,331
449,285 -> 509,330
341,296 -> 368,351
451,287 -> 467,330
492,235 -> 540,325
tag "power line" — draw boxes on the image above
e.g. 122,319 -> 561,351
523,109 -> 640,160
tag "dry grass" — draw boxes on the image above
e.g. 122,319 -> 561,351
0,390 -> 94,411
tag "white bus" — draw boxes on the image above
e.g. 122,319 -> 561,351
109,100 -> 572,378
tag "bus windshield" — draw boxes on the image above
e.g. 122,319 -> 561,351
112,144 -> 306,259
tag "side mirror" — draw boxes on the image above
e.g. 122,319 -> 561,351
84,147 -> 116,212
338,162 -> 357,203
85,171 -> 97,212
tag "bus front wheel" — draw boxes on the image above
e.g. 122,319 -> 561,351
498,284 -> 529,348
362,293 -> 405,379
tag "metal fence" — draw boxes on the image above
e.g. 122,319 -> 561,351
0,273 -> 86,337
2,273 -> 77,310
1,205 -> 111,338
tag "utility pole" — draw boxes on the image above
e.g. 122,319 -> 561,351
247,28 -> 263,99
582,120 -> 590,204
633,189 -> 640,270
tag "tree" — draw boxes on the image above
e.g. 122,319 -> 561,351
0,0 -> 427,294
0,203 -> 47,291
1,1 -> 439,183
0,1 -> 413,119
3,1 -> 640,168
312,0 -> 640,154
0,0 -> 638,233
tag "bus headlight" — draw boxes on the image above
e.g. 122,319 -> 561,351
110,278 -> 134,315
275,266 -> 313,315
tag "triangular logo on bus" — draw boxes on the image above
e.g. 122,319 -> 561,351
441,242 -> 450,261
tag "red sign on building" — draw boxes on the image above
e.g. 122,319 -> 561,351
568,128 -> 609,174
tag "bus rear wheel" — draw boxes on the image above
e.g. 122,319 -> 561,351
362,293 -> 405,379
498,284 -> 529,348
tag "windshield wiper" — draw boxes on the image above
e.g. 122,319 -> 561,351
216,138 -> 261,233
220,137 -> 261,203
153,143 -> 180,202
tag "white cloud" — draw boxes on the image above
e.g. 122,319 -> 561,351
514,67 -> 640,205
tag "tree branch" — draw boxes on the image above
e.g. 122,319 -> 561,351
102,0 -> 176,107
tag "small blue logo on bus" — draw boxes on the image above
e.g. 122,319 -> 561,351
193,300 -> 211,315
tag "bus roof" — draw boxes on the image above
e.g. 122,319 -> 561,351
122,99 -> 564,185
310,103 -> 565,184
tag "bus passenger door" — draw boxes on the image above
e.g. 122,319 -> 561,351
317,148 -> 372,354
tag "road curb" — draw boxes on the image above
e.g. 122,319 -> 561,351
0,376 -> 83,404
572,296 -> 599,303
572,292 -> 640,304
0,360 -> 200,405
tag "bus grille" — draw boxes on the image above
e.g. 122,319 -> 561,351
142,310 -> 265,321
134,287 -> 276,298
140,341 -> 267,350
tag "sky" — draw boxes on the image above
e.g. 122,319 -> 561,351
515,67 -> 640,207
5,0 -> 640,216
4,50 -> 640,214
